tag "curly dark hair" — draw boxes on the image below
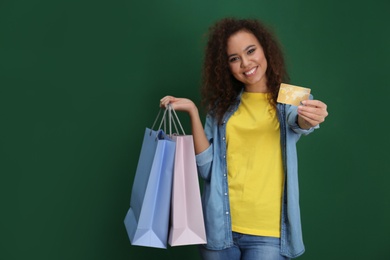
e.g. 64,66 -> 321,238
201,18 -> 289,123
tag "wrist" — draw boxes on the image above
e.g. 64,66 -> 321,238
188,105 -> 199,118
297,116 -> 311,129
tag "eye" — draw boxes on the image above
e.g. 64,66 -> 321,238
247,48 -> 256,54
229,56 -> 239,63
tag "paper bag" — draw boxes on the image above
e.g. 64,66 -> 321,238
124,128 -> 175,248
168,135 -> 207,246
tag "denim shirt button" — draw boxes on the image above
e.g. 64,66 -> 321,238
222,136 -> 225,141
224,193 -> 227,196
225,212 -> 229,215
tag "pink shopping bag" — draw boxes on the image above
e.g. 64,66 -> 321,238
167,107 -> 207,246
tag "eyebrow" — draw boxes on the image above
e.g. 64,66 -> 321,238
228,44 -> 256,58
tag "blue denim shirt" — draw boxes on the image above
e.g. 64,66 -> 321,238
195,93 -> 317,258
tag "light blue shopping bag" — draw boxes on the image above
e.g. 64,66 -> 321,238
124,109 -> 176,249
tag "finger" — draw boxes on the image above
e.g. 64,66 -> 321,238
160,100 -> 170,108
298,109 -> 326,124
298,104 -> 328,117
298,114 -> 318,127
160,96 -> 174,102
160,96 -> 170,103
301,100 -> 327,109
160,96 -> 175,107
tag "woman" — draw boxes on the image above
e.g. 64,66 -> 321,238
160,18 -> 328,260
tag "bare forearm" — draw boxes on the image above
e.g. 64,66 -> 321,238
188,107 -> 210,155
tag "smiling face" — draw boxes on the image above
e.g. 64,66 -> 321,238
227,30 -> 268,92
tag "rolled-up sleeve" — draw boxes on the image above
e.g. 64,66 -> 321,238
195,114 -> 215,181
196,143 -> 213,181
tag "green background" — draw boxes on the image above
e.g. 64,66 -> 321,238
1,0 -> 389,259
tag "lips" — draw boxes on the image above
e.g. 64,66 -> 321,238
244,66 -> 257,76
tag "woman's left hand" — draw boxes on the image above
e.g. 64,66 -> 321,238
297,100 -> 328,129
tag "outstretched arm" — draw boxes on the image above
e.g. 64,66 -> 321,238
160,96 -> 210,155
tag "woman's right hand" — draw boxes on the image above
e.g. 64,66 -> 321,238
160,96 -> 197,114
160,95 -> 209,154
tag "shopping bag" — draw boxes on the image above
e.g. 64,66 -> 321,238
124,108 -> 176,249
167,107 -> 207,246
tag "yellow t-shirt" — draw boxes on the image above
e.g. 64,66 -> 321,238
226,92 -> 284,237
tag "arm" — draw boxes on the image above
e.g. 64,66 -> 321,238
160,96 -> 209,155
297,100 -> 328,129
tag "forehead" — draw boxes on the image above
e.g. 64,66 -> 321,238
227,30 -> 261,53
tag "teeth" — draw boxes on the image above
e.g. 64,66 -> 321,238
245,67 -> 256,75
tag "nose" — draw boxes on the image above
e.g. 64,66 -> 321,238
240,56 -> 250,68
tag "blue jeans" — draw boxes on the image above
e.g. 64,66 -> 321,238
199,232 -> 290,260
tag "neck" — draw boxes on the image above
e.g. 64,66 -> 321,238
244,84 -> 268,93
244,78 -> 268,93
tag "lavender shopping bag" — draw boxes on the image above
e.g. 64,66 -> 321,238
124,109 -> 176,249
167,108 -> 207,246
